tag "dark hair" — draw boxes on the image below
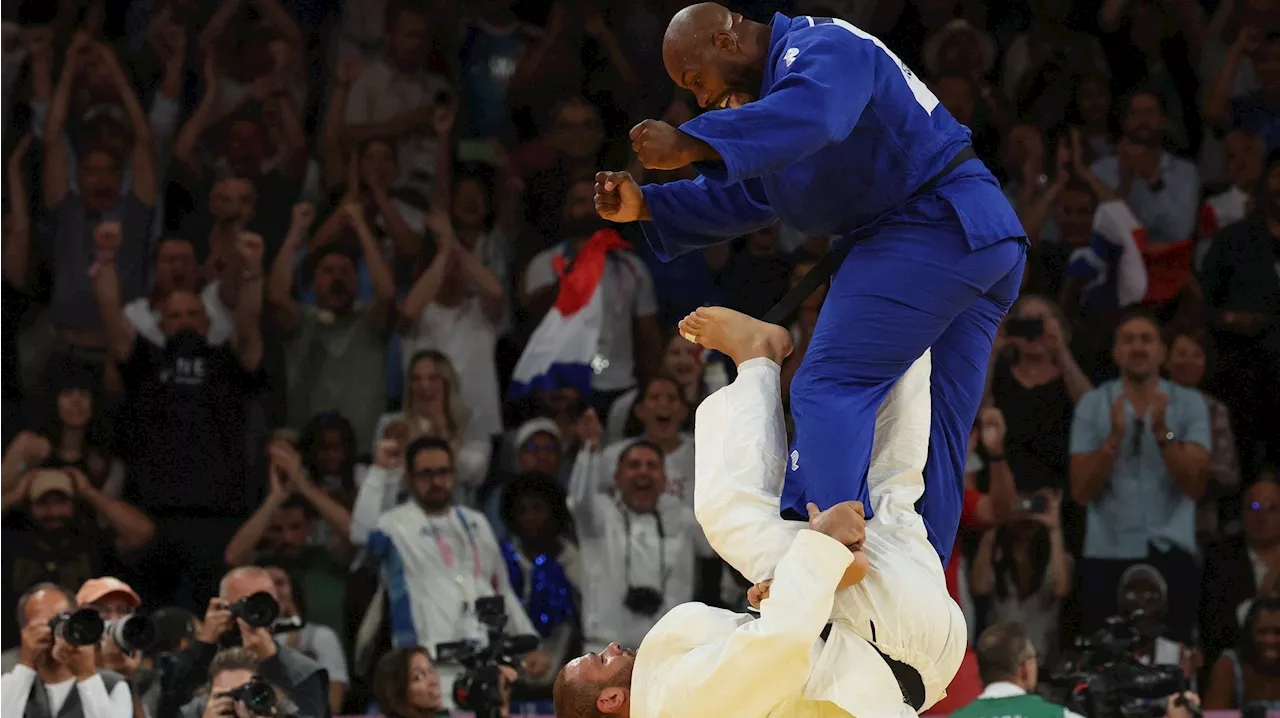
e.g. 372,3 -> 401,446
1242,597 -> 1280,665
16,583 -> 76,627
617,439 -> 665,469
451,165 -> 498,230
374,646 -> 437,718
1114,306 -> 1163,339
306,242 -> 360,286
553,666 -> 606,718
298,412 -> 358,500
991,523 -> 1051,602
404,436 -> 454,471
976,621 -> 1036,684
622,374 -> 691,438
208,647 -> 260,680
500,472 -> 572,539
38,356 -> 114,479
1163,323 -> 1214,366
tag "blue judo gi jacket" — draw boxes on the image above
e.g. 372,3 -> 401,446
640,14 -> 1025,258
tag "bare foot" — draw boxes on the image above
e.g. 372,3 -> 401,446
678,306 -> 793,367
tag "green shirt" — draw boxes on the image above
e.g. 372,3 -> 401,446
950,687 -> 1067,718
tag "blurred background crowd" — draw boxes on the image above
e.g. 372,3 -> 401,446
0,0 -> 1277,715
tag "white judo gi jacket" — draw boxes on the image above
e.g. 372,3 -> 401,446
629,353 -> 967,718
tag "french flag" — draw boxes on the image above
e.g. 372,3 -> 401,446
1065,199 -> 1149,310
508,229 -> 631,399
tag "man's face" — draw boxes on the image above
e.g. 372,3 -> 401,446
29,489 -> 76,532
86,594 -> 136,622
78,151 -> 122,215
408,448 -> 455,512
560,643 -> 636,711
517,431 -> 562,475
551,102 -> 604,160
1112,317 -> 1164,380
263,506 -> 311,560
209,179 -> 256,225
388,11 -> 431,70
155,239 -> 198,295
211,667 -> 259,718
158,291 -> 212,338
225,121 -> 266,175
1224,131 -> 1264,191
1244,480 -> 1280,547
222,572 -> 277,604
1118,573 -> 1167,621
313,254 -> 358,313
667,30 -> 763,110
1122,93 -> 1164,146
614,446 -> 666,513
1053,187 -> 1097,242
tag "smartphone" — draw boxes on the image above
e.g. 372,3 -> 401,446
1018,494 -> 1049,514
457,139 -> 500,165
1005,317 -> 1044,340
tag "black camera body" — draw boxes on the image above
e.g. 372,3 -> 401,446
223,677 -> 277,716
49,609 -> 104,646
623,586 -> 664,617
436,597 -> 540,718
217,592 -> 280,648
1047,612 -> 1199,718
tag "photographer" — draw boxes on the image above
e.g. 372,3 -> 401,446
157,567 -> 328,718
1,583 -> 133,718
950,621 -> 1085,718
185,648 -> 296,718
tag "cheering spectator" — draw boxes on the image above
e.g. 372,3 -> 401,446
265,566 -> 348,714
1204,596 -> 1280,710
124,237 -> 234,347
1070,310 -> 1211,641
971,490 -> 1073,666
223,438 -> 351,637
597,376 -> 694,507
605,333 -> 712,446
400,206 -> 506,440
271,202 -> 395,450
94,219 -> 265,609
1201,475 -> 1280,668
567,410 -> 700,654
372,646 -> 446,718
1,584 -> 133,718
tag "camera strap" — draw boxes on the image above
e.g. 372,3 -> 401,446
426,507 -> 484,584
618,502 -> 667,592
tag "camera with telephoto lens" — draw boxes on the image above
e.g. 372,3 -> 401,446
217,592 -> 281,648
49,609 -> 104,646
623,586 -> 664,617
105,615 -> 157,653
436,597 -> 540,718
222,677 -> 277,716
1046,611 -> 1201,718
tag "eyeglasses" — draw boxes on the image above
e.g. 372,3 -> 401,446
409,467 -> 452,480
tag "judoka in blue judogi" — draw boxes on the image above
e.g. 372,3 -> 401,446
594,3 -> 1027,568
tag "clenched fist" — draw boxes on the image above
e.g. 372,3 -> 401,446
594,171 -> 649,223
629,119 -> 714,170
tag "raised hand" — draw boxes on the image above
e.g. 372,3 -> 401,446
290,202 -> 316,233
594,171 -> 647,223
630,119 -> 709,170
93,221 -> 124,256
236,231 -> 265,267
576,409 -> 604,451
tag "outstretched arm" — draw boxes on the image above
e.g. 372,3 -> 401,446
640,175 -> 777,260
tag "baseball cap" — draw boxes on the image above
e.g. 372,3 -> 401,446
27,470 -> 74,502
76,577 -> 141,609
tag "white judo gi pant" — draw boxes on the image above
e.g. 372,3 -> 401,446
693,352 -> 967,713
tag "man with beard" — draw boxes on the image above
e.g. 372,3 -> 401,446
365,436 -> 547,710
91,219 -> 266,611
594,2 -> 1025,579
1069,309 -> 1210,640
1089,90 -> 1200,247
270,202 -> 396,450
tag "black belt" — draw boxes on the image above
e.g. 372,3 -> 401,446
819,622 -> 926,712
761,146 -> 980,327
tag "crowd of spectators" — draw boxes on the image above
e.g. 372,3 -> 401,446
0,0 -> 1277,716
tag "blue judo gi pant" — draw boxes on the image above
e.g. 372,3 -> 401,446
780,192 -> 1026,566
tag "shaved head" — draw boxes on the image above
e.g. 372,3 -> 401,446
662,2 -> 770,111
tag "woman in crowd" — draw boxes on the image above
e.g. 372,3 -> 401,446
499,472 -> 582,703
1164,324 -> 1242,544
264,565 -> 349,715
598,374 -> 694,507
1204,597 -> 1280,709
970,489 -> 1073,666
605,332 -> 714,444
297,412 -> 362,510
37,358 -> 124,502
373,646 -> 448,718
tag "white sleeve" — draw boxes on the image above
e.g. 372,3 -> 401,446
1092,200 -> 1149,307
78,674 -> 134,718
310,626 -> 350,686
350,464 -> 401,545
2,665 -> 36,718
670,530 -> 852,716
566,449 -> 607,536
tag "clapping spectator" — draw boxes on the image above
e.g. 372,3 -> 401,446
271,202 -> 396,450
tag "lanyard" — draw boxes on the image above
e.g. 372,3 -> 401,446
619,502 -> 667,591
426,507 -> 484,582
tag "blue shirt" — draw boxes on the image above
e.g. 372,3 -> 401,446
640,14 -> 1024,260
1089,153 -> 1200,245
1069,379 -> 1210,560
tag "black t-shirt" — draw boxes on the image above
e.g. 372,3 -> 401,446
117,336 -> 266,516
990,356 -> 1074,493
2,280 -> 31,403
1,513 -> 121,649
